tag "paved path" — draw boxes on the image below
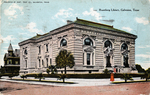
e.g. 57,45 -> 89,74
0,76 -> 144,87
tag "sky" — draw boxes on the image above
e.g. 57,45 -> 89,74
0,0 -> 150,69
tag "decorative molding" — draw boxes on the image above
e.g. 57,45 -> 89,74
37,56 -> 41,59
104,47 -> 115,56
82,34 -> 88,39
44,54 -> 49,58
75,38 -> 81,41
84,47 -> 94,52
63,35 -> 67,37
23,55 -> 28,59
121,50 -> 130,55
110,39 -> 115,43
90,36 -> 96,40
58,37 -> 62,39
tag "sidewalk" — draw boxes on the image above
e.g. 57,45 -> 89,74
0,76 -> 145,87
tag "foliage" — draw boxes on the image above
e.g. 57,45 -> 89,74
135,64 -> 145,73
0,74 -> 2,79
8,74 -> 14,79
34,73 -> 44,81
103,69 -> 110,74
141,71 -> 150,81
0,67 -> 5,74
46,68 -> 50,74
20,74 -> 27,80
121,73 -> 133,83
55,50 -> 75,74
49,65 -> 57,74
26,73 -> 143,79
146,68 -> 150,73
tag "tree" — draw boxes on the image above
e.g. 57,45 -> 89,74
135,64 -> 145,73
103,69 -> 109,74
35,73 -> 44,81
146,68 -> 150,73
0,74 -> 2,79
9,75 -> 14,79
55,50 -> 75,74
49,65 -> 57,74
20,74 -> 27,80
59,74 -> 66,82
0,67 -> 5,74
121,73 -> 133,83
141,71 -> 150,81
46,68 -> 50,74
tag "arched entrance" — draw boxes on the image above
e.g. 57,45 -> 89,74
121,43 -> 129,67
104,40 -> 114,67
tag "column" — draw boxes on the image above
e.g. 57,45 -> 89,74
93,52 -> 95,65
84,52 -> 86,65
110,56 -> 112,67
90,52 -> 92,65
111,56 -> 114,67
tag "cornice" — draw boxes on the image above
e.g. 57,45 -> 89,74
19,22 -> 137,46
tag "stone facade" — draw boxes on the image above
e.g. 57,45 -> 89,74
19,18 -> 137,74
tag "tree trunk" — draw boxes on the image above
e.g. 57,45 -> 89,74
146,78 -> 148,81
65,66 -> 66,74
63,78 -> 65,83
125,78 -> 127,83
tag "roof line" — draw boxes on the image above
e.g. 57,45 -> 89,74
76,17 -> 113,28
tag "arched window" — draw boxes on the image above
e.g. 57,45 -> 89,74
24,49 -> 27,55
121,43 -> 128,50
104,40 -> 112,48
84,38 -> 93,46
60,39 -> 67,46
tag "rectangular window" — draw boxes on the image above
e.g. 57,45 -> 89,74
39,59 -> 41,67
46,58 -> 48,67
15,61 -> 18,64
50,58 -> 52,65
46,44 -> 48,52
7,60 -> 9,64
10,52 -> 12,56
25,60 -> 27,68
39,46 -> 41,54
9,59 -> 12,64
87,53 -> 90,65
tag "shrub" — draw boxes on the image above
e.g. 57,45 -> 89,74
141,71 -> 150,81
135,64 -> 145,73
20,74 -> 27,80
0,74 -> 2,79
46,68 -> 50,74
35,73 -> 44,81
9,74 -> 14,79
49,65 -> 57,74
103,69 -> 110,74
121,73 -> 133,83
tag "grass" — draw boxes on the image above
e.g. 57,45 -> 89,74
112,79 -> 150,84
11,78 -> 75,84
